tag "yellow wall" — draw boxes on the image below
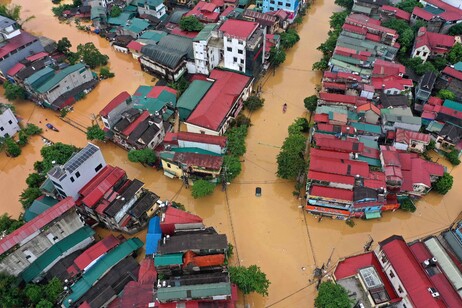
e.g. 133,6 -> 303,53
161,159 -> 183,177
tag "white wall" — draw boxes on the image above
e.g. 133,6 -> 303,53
185,122 -> 220,136
223,35 -> 246,73
178,140 -> 224,154
0,107 -> 20,138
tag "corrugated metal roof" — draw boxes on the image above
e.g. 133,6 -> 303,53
21,226 -> 95,282
36,63 -> 87,93
62,238 -> 143,307
177,80 -> 213,120
148,216 -> 161,234
154,253 -> 184,266
23,196 -> 59,222
146,233 -> 162,255
72,235 -> 121,271
194,23 -> 217,42
157,282 -> 232,302
100,92 -> 131,117
0,197 -> 75,255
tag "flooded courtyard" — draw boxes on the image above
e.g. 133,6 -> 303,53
0,0 -> 461,306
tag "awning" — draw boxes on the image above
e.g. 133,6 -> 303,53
365,211 -> 381,219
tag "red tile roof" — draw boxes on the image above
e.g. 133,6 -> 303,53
219,19 -> 258,40
395,128 -> 430,144
314,134 -> 365,154
442,65 -> 462,80
323,71 -> 361,82
372,75 -> 413,91
346,14 -> 397,37
122,110 -> 150,136
81,167 -> 126,208
6,62 -> 25,76
25,52 -> 49,62
313,113 -> 329,123
0,32 -> 38,59
323,82 -> 347,90
334,252 -> 399,301
310,148 -> 351,159
310,185 -> 353,201
309,155 -> 370,178
0,197 -> 75,255
414,0 -> 462,20
183,250 -> 225,268
160,206 -> 203,235
185,1 -> 220,23
412,6 -> 434,20
173,152 -> 223,171
71,235 -> 120,272
308,170 -> 355,185
380,5 -> 411,20
127,40 -> 143,52
414,27 -> 455,53
428,96 -> 443,106
186,69 -> 251,131
342,23 -> 368,35
138,257 -> 157,284
220,6 -> 234,17
164,131 -> 227,147
100,91 -> 131,117
170,27 -> 199,38
319,92 -> 362,106
379,236 -> 446,307
357,102 -> 380,115
372,59 -> 405,77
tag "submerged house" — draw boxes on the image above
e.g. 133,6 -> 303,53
160,151 -> 224,180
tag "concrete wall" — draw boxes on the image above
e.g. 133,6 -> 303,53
44,67 -> 93,104
0,210 -> 84,277
0,107 -> 20,138
138,3 -> 166,19
102,97 -> 132,130
223,35 -> 246,74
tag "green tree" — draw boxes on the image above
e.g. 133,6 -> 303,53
312,57 -> 329,71
4,137 -> 21,157
57,37 -> 72,55
76,42 -> 109,69
0,273 -> 25,307
128,148 -> 157,165
44,277 -> 63,303
437,89 -> 456,100
3,81 -> 26,101
382,18 -> 415,53
293,16 -> 303,26
229,265 -> 270,296
280,28 -> 300,49
191,180 -> 215,198
269,47 -> 286,68
52,4 -> 73,17
448,23 -> 462,36
86,124 -> 106,141
225,125 -> 248,157
315,281 -> 352,308
223,155 -> 242,182
396,0 -> 423,13
25,284 -> 42,304
234,114 -> 251,127
334,0 -> 353,10
39,142 -> 79,173
244,95 -> 264,111
19,187 -> 41,209
448,43 -> 462,64
171,201 -> 186,211
414,61 -> 437,75
179,16 -> 204,32
304,95 -> 318,112
276,133 -> 306,179
431,56 -> 448,71
444,150 -> 461,165
329,11 -> 348,30
168,76 -> 189,96
23,123 -> 43,136
0,213 -> 24,235
288,117 -> 309,135
317,31 -> 340,56
17,130 -> 29,146
432,172 -> 454,195
26,173 -> 46,188
36,300 -> 54,308
73,0 -> 82,6
110,5 -> 122,17
0,4 -> 34,27
400,198 -> 416,212
100,66 -> 115,78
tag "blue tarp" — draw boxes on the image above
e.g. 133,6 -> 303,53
148,216 -> 161,234
146,233 -> 162,255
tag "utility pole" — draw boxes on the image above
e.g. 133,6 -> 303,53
326,248 -> 335,269
222,166 -> 228,192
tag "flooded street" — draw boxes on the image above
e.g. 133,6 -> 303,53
0,0 -> 461,307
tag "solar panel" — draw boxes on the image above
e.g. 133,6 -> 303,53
359,267 -> 383,289
64,144 -> 98,174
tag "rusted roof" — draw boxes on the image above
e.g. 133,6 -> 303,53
173,152 -> 223,170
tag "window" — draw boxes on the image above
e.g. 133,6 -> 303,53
240,59 -> 244,64
8,120 -> 12,124
238,49 -> 243,54
381,254 -> 388,263
286,3 -> 290,7
95,164 -> 103,172
167,163 -> 171,168
397,286 -> 403,293
70,176 -> 75,183
238,40 -> 243,45
233,57 -> 237,62
227,47 -> 232,52
278,1 -> 283,5
75,171 -> 81,178
0,127 -> 3,131
389,270 -> 395,278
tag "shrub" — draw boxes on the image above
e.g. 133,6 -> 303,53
86,124 -> 106,141
100,66 -> 115,78
244,95 -> 264,111
226,125 -> 248,157
229,265 -> 270,296
400,198 -> 416,212
191,180 -> 215,198
444,150 -> 461,166
23,123 -> 42,135
432,172 -> 454,195
4,137 -> 21,157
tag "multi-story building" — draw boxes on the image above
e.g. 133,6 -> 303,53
260,0 -> 300,18
0,197 -> 95,282
0,16 -> 45,80
45,143 -> 107,200
135,0 -> 167,20
0,104 -> 20,138
193,23 -> 221,75
219,19 -> 265,77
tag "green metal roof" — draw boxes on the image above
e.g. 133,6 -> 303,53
160,152 -> 175,161
350,122 -> 382,135
358,136 -> 379,149
124,5 -> 139,12
352,3 -> 372,14
91,6 -> 106,20
358,155 -> 382,167
194,23 -> 217,42
239,0 -> 249,5
25,66 -> 54,88
443,99 -> 462,112
35,64 -> 87,93
365,211 -> 381,219
154,253 -> 183,266
170,147 -> 222,156
140,30 -> 167,42
316,105 -> 348,115
157,282 -> 232,302
24,196 -> 59,222
21,226 -> 95,282
108,12 -> 135,26
124,18 -> 150,34
177,80 -> 213,120
454,62 -> 462,71
133,85 -> 152,97
132,87 -> 177,114
427,120 -> 444,132
62,237 -> 143,307
40,178 -> 56,194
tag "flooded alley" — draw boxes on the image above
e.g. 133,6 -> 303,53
0,0 -> 461,307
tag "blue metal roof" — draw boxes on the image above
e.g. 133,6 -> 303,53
146,233 -> 162,255
147,216 -> 161,234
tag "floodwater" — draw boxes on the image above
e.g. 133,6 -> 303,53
0,0 -> 461,307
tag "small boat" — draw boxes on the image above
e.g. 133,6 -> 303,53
46,123 -> 59,132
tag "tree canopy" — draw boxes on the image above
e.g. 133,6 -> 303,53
223,155 -> 242,182
400,198 -> 416,212
57,37 -> 72,55
19,187 -> 41,209
280,28 -> 300,49
86,124 -> 106,141
179,16 -> 204,32
26,173 -> 46,188
315,281 -> 352,308
396,0 -> 423,13
244,96 -> 264,111
334,0 -> 353,10
0,4 -> 34,27
444,150 -> 461,166
4,137 -> 21,157
226,125 -> 248,157
76,42 -> 109,69
448,43 -> 462,64
437,89 -> 456,100
191,180 -> 215,198
276,131 -> 306,179
229,265 -> 270,296
448,23 -> 462,36
3,81 -> 26,101
0,214 -> 24,235
432,172 -> 454,195
110,5 -> 122,17
36,142 -> 79,173
304,95 -> 318,112
128,148 -> 156,165
269,47 -> 286,67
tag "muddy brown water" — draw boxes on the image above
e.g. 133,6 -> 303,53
0,0 -> 461,306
